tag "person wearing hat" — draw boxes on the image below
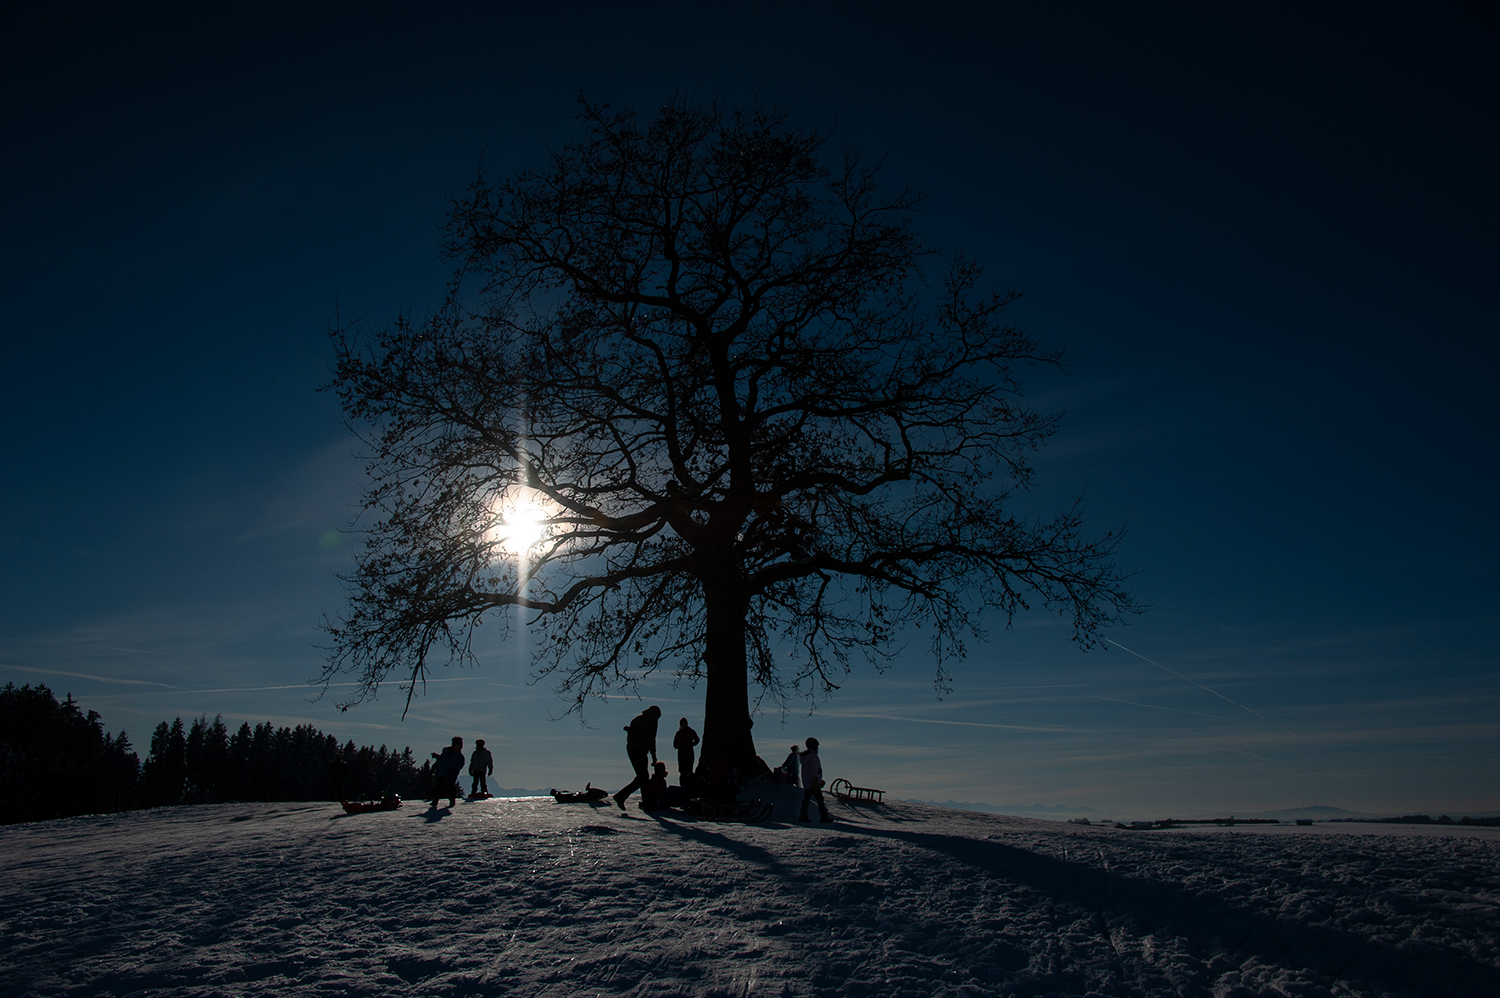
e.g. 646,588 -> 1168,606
798,737 -> 832,823
613,705 -> 662,810
468,738 -> 494,796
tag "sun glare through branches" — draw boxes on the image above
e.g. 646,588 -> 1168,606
489,489 -> 551,558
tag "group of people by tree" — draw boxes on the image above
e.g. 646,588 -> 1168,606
605,706 -> 831,822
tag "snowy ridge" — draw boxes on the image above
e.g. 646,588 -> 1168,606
1,784 -> 1497,996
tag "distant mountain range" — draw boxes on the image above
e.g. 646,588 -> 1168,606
902,801 -> 1500,821
902,800 -> 1103,817
1239,806 -> 1376,820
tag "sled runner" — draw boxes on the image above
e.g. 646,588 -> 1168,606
681,797 -> 774,823
551,783 -> 610,803
341,794 -> 402,814
830,778 -> 885,804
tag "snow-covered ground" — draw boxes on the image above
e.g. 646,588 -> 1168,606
2,784 -> 1496,997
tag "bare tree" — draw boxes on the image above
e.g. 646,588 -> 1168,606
323,98 -> 1137,774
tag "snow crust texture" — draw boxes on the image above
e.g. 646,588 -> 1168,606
1,791 -> 1496,997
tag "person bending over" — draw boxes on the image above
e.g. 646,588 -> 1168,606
613,706 -> 661,810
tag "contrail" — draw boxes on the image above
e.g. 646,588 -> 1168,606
1,665 -> 174,687
1086,694 -> 1224,720
1105,639 -> 1267,720
170,682 -> 362,695
825,711 -> 1079,733
169,677 -> 479,696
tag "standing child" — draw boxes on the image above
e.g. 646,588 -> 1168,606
781,744 -> 801,786
798,737 -> 832,823
673,717 -> 700,786
469,738 -> 494,795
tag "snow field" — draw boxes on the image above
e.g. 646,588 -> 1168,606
0,786 -> 1496,997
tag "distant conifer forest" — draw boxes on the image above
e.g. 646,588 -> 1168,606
0,684 -> 434,825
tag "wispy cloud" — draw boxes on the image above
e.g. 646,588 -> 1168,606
229,438 -> 368,546
0,664 -> 175,687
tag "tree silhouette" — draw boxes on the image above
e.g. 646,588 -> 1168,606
324,98 -> 1137,773
0,684 -> 139,822
139,717 -> 187,807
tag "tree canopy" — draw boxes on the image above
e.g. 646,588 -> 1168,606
323,98 -> 1137,772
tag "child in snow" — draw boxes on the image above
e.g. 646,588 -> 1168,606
673,717 -> 700,786
644,761 -> 691,810
780,744 -> 801,786
429,736 -> 465,808
644,761 -> 669,810
798,737 -> 832,823
469,738 -> 494,795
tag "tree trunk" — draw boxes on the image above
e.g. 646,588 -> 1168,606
697,580 -> 759,780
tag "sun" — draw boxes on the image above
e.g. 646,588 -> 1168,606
491,490 -> 549,556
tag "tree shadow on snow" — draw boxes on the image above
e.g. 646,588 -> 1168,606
844,825 -> 1499,998
648,814 -> 790,874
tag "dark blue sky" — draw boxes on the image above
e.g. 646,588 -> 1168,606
2,3 -> 1495,814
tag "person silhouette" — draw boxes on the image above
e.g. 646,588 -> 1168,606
673,717 -> 700,785
429,736 -> 464,808
780,744 -> 800,786
644,761 -> 694,810
468,738 -> 494,795
798,737 -> 832,823
613,706 -> 661,810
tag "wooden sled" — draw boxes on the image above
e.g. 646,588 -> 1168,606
830,778 -> 885,804
551,783 -> 610,803
341,795 -> 402,814
681,798 -> 774,823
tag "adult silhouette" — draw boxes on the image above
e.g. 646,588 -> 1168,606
429,736 -> 464,808
673,717 -> 700,785
613,706 -> 661,809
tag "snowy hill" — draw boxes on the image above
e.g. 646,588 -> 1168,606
1,784 -> 1497,996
